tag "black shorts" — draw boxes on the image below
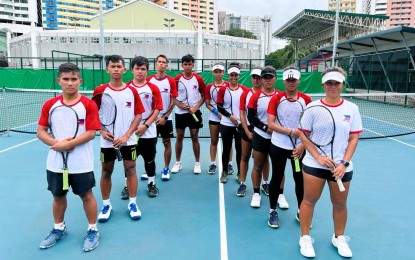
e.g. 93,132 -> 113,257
302,164 -> 353,182
47,170 -> 96,197
209,120 -> 220,126
241,125 -> 254,143
137,137 -> 157,159
252,132 -> 271,153
100,145 -> 137,162
157,120 -> 174,139
175,110 -> 203,129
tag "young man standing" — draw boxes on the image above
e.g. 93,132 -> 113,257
37,63 -> 100,251
171,54 -> 205,174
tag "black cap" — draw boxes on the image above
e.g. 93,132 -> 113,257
261,67 -> 277,77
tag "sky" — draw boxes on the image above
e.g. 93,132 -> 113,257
218,0 -> 329,50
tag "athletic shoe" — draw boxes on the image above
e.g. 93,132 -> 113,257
235,172 -> 241,184
227,164 -> 234,175
120,186 -> 129,200
39,227 -> 67,249
220,171 -> 228,183
261,183 -> 270,196
98,204 -> 112,222
171,162 -> 182,173
128,203 -> 142,220
147,182 -> 159,198
83,229 -> 99,252
236,183 -> 247,197
278,194 -> 289,209
161,168 -> 170,181
140,173 -> 148,180
208,164 -> 217,175
193,162 -> 201,174
332,234 -> 352,258
299,235 -> 315,258
250,193 -> 261,208
268,210 -> 279,228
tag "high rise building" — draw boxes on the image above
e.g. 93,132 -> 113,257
328,0 -> 358,13
154,0 -> 218,33
41,0 -> 132,30
362,0 -> 388,15
0,0 -> 40,34
387,0 -> 415,28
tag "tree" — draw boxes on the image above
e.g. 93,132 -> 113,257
265,41 -> 317,69
219,29 -> 257,39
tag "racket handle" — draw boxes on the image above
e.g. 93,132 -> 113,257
136,134 -> 140,142
63,169 -> 69,191
294,158 -> 301,173
336,178 -> 345,192
115,148 -> 122,161
191,113 -> 199,122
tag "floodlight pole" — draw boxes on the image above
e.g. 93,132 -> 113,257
99,0 -> 105,69
164,18 -> 175,58
332,0 -> 340,66
69,17 -> 80,53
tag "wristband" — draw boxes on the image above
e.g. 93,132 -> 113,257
212,107 -> 219,116
164,116 -> 168,120
289,129 -> 293,137
145,124 -> 149,128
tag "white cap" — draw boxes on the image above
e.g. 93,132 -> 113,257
212,64 -> 225,71
282,69 -> 301,80
250,69 -> 262,76
322,71 -> 345,84
228,67 -> 240,74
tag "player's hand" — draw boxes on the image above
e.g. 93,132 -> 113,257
230,115 -> 238,126
101,131 -> 114,142
188,106 -> 197,114
134,125 -> 147,137
332,163 -> 347,180
291,129 -> 300,138
292,146 -> 304,159
317,155 -> 336,169
113,135 -> 128,148
179,103 -> 190,110
246,131 -> 253,141
156,117 -> 166,126
51,138 -> 72,152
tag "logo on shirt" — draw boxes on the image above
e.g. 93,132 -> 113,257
343,115 -> 350,122
144,94 -> 150,99
78,119 -> 85,125
193,85 -> 198,90
126,102 -> 132,108
164,88 -> 169,92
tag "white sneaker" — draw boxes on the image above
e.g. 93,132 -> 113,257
98,204 -> 112,222
278,194 -> 289,209
140,173 -> 148,180
332,234 -> 352,257
128,203 -> 142,220
299,235 -> 316,258
171,162 -> 182,173
193,162 -> 201,174
250,193 -> 261,208
161,168 -> 170,181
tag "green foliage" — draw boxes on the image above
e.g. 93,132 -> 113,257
219,29 -> 257,39
265,41 -> 317,70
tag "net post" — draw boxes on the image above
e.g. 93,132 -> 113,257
2,87 -> 11,136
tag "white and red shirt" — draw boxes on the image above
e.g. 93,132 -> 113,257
301,99 -> 363,171
127,81 -> 163,139
216,84 -> 247,127
267,92 -> 312,149
147,75 -> 178,120
174,73 -> 206,115
38,95 -> 100,174
239,89 -> 256,127
93,84 -> 144,147
247,89 -> 279,139
205,81 -> 229,122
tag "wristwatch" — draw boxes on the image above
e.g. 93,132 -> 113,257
340,160 -> 350,167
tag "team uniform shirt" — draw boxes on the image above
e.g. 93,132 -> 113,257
38,95 -> 100,174
247,89 -> 279,139
174,73 -> 206,115
267,92 -> 312,149
127,81 -> 163,139
216,84 -> 247,127
239,89 -> 255,127
93,84 -> 144,147
301,99 -> 363,171
147,75 -> 178,120
205,81 -> 229,122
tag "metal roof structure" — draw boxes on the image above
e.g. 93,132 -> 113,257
272,9 -> 388,49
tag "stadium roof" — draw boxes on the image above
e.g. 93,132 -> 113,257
318,26 -> 415,57
272,9 -> 388,49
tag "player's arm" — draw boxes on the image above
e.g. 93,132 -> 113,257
332,132 -> 359,179
193,74 -> 206,111
267,96 -> 293,135
37,125 -> 57,147
216,87 -> 231,117
299,130 -> 335,168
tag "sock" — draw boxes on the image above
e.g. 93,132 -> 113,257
54,222 -> 65,230
103,199 -> 111,206
210,161 -> 216,165
298,209 -> 300,213
240,182 -> 245,185
124,177 -> 127,186
253,188 -> 260,194
270,208 -> 276,212
88,223 -> 98,231
263,181 -> 269,184
228,161 -> 232,165
129,197 -> 137,205
148,177 -> 155,183
195,162 -> 200,166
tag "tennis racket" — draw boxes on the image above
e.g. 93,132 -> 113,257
159,90 -> 174,119
137,92 -> 157,141
176,80 -> 199,122
49,105 -> 79,191
91,93 -> 122,161
210,86 -> 219,106
299,105 -> 345,192
276,98 -> 304,173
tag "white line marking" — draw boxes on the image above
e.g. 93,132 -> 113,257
0,138 -> 38,153
363,128 -> 415,148
218,138 -> 228,260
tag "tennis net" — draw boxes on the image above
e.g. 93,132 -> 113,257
1,87 -> 415,139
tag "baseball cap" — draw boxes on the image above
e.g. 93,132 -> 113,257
261,67 -> 277,77
282,69 -> 301,80
250,68 -> 262,76
322,71 -> 345,84
212,64 -> 225,71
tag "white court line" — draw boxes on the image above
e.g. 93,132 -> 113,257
364,128 -> 415,148
217,138 -> 228,260
0,138 -> 38,153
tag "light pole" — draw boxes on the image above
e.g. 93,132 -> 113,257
163,18 -> 175,57
261,17 -> 271,55
332,0 -> 340,66
69,17 -> 80,53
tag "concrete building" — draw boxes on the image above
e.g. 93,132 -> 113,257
328,0 -> 358,13
387,0 -> 415,28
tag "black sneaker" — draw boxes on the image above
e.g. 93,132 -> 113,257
208,164 -> 217,175
268,210 -> 279,228
120,186 -> 129,200
227,164 -> 234,175
261,183 -> 269,196
236,183 -> 247,197
220,171 -> 228,183
147,182 -> 159,198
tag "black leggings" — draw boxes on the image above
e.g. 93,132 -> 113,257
269,144 -> 304,209
137,138 -> 157,177
220,124 -> 241,174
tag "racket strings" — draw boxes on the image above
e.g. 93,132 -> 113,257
301,106 -> 335,146
50,106 -> 78,139
98,95 -> 117,127
277,101 -> 303,129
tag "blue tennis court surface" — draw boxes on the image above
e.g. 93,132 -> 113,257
1,132 -> 414,259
